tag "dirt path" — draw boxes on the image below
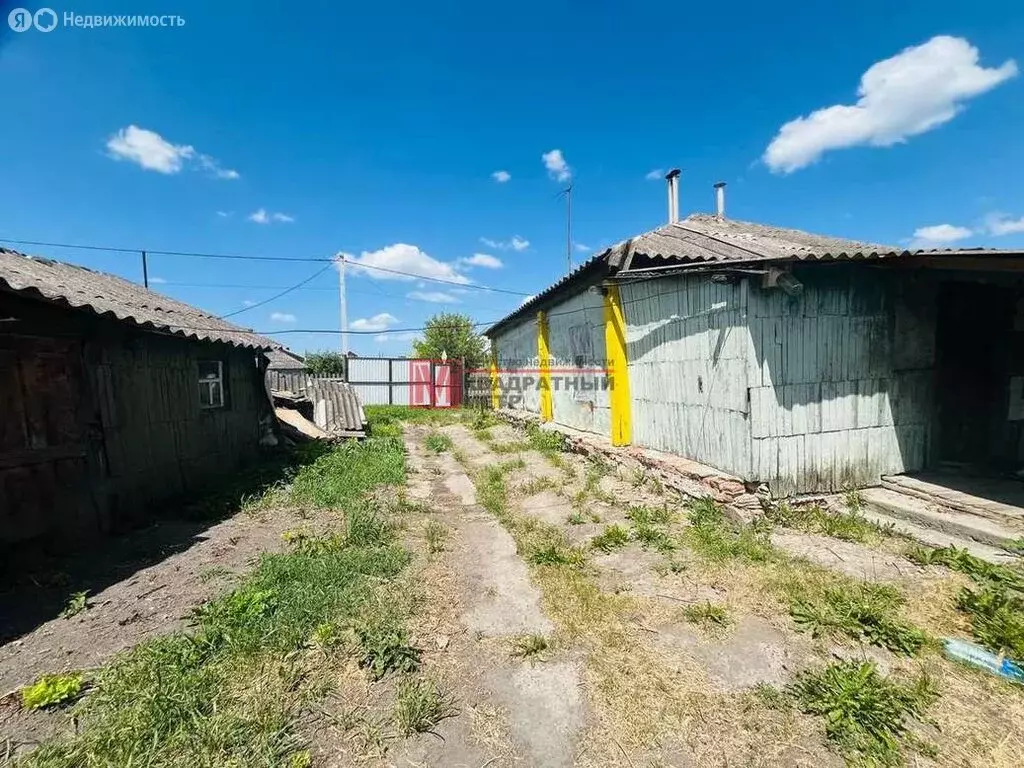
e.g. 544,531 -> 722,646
392,425 -> 587,768
396,417 -> 1024,768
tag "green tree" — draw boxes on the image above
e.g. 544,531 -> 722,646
304,350 -> 347,376
412,313 -> 487,369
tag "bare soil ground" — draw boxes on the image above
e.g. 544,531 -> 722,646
0,506 -> 317,756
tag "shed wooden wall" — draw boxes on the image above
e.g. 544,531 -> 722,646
746,266 -> 933,495
545,289 -> 611,436
1,291 -> 270,546
623,275 -> 753,477
493,315 -> 541,415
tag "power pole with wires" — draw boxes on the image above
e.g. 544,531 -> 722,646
336,253 -> 348,356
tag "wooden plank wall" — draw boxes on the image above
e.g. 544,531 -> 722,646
746,266 -> 933,495
88,335 -> 266,528
622,274 -> 754,478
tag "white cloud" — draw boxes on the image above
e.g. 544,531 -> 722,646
491,170 -> 511,183
248,209 -> 294,225
270,312 -> 297,323
242,300 -> 257,307
574,243 -> 590,253
105,125 -> 239,178
352,312 -> 399,332
216,210 -> 232,218
408,291 -> 460,303
519,294 -> 536,306
542,149 -> 571,182
985,212 -> 1024,236
374,331 -> 420,344
340,244 -> 471,284
461,253 -> 503,269
148,276 -> 167,284
909,223 -> 973,249
645,169 -> 663,180
480,236 -> 529,252
763,36 -> 1017,173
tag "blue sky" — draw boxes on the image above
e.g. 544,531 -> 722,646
1,0 -> 1023,354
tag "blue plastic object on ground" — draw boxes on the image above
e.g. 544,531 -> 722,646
943,638 -> 1024,683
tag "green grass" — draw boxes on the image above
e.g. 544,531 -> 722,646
789,582 -> 927,655
21,674 -> 83,710
684,498 -> 775,563
60,590 -> 89,619
681,601 -> 730,628
789,660 -> 938,766
510,634 -> 549,659
905,544 -> 1024,589
955,583 -> 1024,659
424,432 -> 454,454
290,438 -> 406,508
363,405 -> 470,438
763,502 -> 888,544
21,438 -> 416,768
904,545 -> 1024,656
394,677 -> 456,736
424,520 -> 448,554
590,524 -> 630,553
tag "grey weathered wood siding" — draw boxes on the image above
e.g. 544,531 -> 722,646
545,289 -> 611,436
624,265 -> 934,495
622,275 -> 753,478
493,314 -> 541,415
745,266 -> 933,495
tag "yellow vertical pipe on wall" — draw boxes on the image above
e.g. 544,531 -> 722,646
604,284 -> 632,446
537,311 -> 554,422
489,343 -> 500,411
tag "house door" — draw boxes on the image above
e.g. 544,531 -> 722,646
934,282 -> 1019,470
0,338 -> 104,545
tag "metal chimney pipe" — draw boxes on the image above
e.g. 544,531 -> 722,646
665,168 -> 681,223
714,181 -> 726,219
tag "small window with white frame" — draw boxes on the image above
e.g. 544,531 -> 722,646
198,360 -> 225,409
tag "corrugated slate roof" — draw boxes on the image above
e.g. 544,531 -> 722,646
0,248 -> 279,350
631,214 -> 898,264
486,213 -> 1024,336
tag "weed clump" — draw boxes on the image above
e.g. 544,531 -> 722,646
511,634 -> 549,659
60,590 -> 89,619
685,498 -> 774,563
424,432 -> 454,453
394,677 -> 457,735
789,661 -> 938,766
955,584 -> 1024,659
789,582 -> 927,655
591,525 -> 630,553
682,602 -> 731,628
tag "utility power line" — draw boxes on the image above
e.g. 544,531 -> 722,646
0,236 -> 532,296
